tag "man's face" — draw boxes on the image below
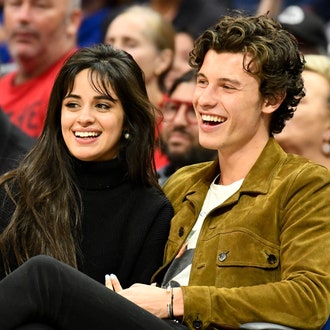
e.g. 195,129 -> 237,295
193,50 -> 274,156
160,81 -> 205,164
4,0 -> 74,61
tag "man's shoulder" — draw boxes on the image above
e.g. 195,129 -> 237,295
171,161 -> 214,179
164,161 -> 216,193
281,152 -> 330,181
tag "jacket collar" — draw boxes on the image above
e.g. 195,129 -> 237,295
184,138 -> 287,200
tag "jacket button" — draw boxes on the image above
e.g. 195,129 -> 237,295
267,254 -> 277,264
193,319 -> 203,329
218,252 -> 227,262
178,227 -> 184,237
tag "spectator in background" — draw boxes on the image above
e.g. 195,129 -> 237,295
229,0 -> 330,54
0,0 -> 83,138
0,0 -> 14,76
0,108 -> 35,175
277,5 -> 329,55
104,4 -> 174,107
163,28 -> 194,91
78,0 -> 133,48
275,54 -> 330,169
104,4 -> 175,169
137,0 -> 229,40
158,70 -> 217,186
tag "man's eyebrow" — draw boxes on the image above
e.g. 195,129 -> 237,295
196,72 -> 241,86
218,77 -> 241,86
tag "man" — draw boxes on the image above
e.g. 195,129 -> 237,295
0,13 -> 328,330
0,0 -> 82,137
158,69 -> 217,186
108,13 -> 330,329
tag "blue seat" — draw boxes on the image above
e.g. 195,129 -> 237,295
323,318 -> 330,330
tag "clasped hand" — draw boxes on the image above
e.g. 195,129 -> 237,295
105,274 -> 171,319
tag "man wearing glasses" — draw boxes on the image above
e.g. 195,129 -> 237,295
158,69 -> 217,186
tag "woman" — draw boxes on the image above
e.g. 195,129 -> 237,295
0,43 -> 173,288
104,4 -> 175,169
104,4 -> 175,108
275,54 -> 330,169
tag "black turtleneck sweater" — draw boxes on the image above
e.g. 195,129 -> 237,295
0,158 -> 174,288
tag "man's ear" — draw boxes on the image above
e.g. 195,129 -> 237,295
262,91 -> 286,114
67,9 -> 83,39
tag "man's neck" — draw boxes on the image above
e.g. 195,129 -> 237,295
13,47 -> 73,84
218,138 -> 269,185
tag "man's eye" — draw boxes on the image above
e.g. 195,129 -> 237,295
223,85 -> 235,90
197,79 -> 207,86
164,102 -> 178,112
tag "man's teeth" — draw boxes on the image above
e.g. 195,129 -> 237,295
75,132 -> 99,138
201,114 -> 225,123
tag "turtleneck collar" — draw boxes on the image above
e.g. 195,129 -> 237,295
72,157 -> 129,190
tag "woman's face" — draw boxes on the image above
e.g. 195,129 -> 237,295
104,12 -> 162,84
61,69 -> 125,162
275,70 -> 330,158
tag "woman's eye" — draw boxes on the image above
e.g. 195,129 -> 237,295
65,102 -> 79,108
96,103 -> 111,110
197,78 -> 207,86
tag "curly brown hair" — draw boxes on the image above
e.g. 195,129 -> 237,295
189,13 -> 305,134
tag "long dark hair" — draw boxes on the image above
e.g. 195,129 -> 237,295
0,44 -> 160,273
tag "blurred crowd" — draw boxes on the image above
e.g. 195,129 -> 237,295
0,0 -> 329,174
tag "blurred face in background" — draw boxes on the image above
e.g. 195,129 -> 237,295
164,31 -> 194,90
4,0 -> 81,62
275,70 -> 330,166
160,78 -> 216,167
105,11 -> 169,87
161,80 -> 198,158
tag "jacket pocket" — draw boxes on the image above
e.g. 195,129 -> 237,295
214,228 -> 280,286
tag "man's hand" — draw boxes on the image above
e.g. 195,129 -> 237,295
105,275 -> 183,319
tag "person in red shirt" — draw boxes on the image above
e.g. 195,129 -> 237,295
0,0 -> 82,138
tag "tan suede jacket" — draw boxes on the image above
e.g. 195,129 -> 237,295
153,138 -> 330,330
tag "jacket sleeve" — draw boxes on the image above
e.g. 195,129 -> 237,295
181,164 -> 330,330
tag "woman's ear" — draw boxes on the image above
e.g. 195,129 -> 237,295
321,121 -> 330,156
154,48 -> 174,76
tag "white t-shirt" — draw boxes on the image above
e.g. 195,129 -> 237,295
162,177 -> 244,288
